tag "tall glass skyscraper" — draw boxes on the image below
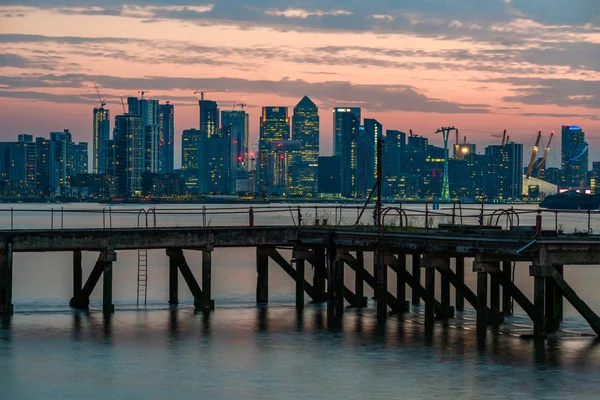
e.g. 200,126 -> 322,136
93,107 -> 110,174
127,97 -> 160,173
181,128 -> 201,194
292,96 -> 319,195
114,114 -> 143,196
561,125 -> 588,187
258,107 -> 290,191
333,107 -> 360,157
158,103 -> 174,173
359,118 -> 382,197
339,112 -> 360,198
221,110 -> 248,171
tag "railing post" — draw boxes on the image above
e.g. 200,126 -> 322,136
297,206 -> 302,227
202,206 -> 206,227
425,202 -> 429,233
103,208 -> 105,229
61,207 -> 64,229
588,210 -> 591,234
555,211 -> 558,232
536,211 -> 542,236
249,207 -> 254,227
109,207 -> 112,228
50,208 -> 54,230
479,202 -> 484,226
10,208 -> 13,230
451,202 -> 456,231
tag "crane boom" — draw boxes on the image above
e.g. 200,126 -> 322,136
93,82 -> 106,108
536,130 -> 554,179
120,96 -> 126,114
526,130 -> 542,179
501,129 -> 507,146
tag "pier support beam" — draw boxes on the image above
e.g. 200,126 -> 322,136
168,251 -> 178,305
396,253 -> 407,312
476,272 -> 488,338
533,276 -> 546,337
69,251 -> 105,310
102,249 -> 116,314
436,257 -> 454,319
490,273 -> 501,326
355,251 -> 364,304
412,254 -> 421,306
73,250 -> 82,300
424,267 -> 435,330
375,249 -> 388,321
256,247 -> 269,304
166,248 -> 213,311
312,249 -> 327,302
455,257 -> 464,311
0,239 -> 14,315
295,254 -> 305,310
327,238 -> 344,323
502,261 -> 513,316
201,247 -> 214,310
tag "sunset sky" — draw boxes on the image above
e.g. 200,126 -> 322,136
1,0 -> 599,167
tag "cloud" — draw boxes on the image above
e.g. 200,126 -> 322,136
0,53 -> 31,68
496,77 -> 600,108
520,112 -> 599,121
0,73 -> 492,114
265,8 -> 353,19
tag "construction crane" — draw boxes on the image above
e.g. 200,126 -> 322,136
238,103 -> 247,111
536,130 -> 554,179
165,100 -> 171,105
501,129 -> 507,145
92,82 -> 106,108
525,130 -> 543,179
193,89 -> 228,101
120,96 -> 127,114
138,90 -> 150,100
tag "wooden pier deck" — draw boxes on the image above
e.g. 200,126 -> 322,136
1,205 -> 600,339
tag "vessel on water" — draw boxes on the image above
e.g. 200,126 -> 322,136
539,190 -> 600,210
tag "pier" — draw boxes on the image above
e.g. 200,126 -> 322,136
1,204 -> 600,338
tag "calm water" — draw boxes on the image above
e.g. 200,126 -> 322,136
1,203 -> 600,399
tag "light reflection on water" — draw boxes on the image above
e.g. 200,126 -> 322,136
1,306 -> 599,400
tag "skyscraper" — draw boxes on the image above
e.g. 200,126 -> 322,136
333,107 -> 360,157
207,125 -> 233,194
258,107 -> 290,192
267,140 -> 302,196
35,137 -> 51,195
339,111 -> 360,197
292,96 -> 319,196
561,125 -> 588,187
114,115 -> 143,196
199,100 -> 219,138
158,102 -> 174,173
127,97 -> 160,173
383,130 -> 406,198
49,129 -> 73,194
485,142 -> 523,200
358,118 -> 382,197
222,109 -> 248,172
181,129 -> 201,194
93,107 -> 110,174
72,142 -> 88,176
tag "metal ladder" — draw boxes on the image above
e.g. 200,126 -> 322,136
136,208 -> 156,306
137,249 -> 148,305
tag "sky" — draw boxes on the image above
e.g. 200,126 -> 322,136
1,0 -> 599,168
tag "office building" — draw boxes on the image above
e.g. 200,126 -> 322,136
358,118 -> 382,197
318,156 -> 341,197
561,125 -> 588,187
207,125 -> 233,194
49,129 -> 73,194
93,107 -> 110,174
72,142 -> 88,176
158,102 -> 175,173
127,97 -> 160,173
181,128 -> 201,194
114,115 -> 144,196
333,107 -> 360,157
339,111 -> 360,198
485,142 -> 523,200
292,96 -> 319,196
258,107 -> 290,192
267,140 -> 302,196
591,162 -> 600,195
383,130 -> 406,198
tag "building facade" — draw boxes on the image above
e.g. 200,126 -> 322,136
93,107 -> 110,174
561,125 -> 588,188
292,96 -> 319,196
158,102 -> 175,173
258,107 -> 290,193
333,107 -> 360,157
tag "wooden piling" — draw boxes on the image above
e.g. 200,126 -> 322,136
490,273 -> 501,325
296,257 -> 305,310
545,271 -> 560,332
202,248 -> 214,310
168,250 -> 178,305
455,257 -> 464,311
441,266 -> 451,317
396,253 -> 407,312
73,250 -> 82,299
355,251 -> 364,302
424,267 -> 435,330
412,254 -> 421,306
103,249 -> 115,314
533,276 -> 546,336
0,240 -> 14,315
502,261 -> 513,316
375,250 -> 388,321
313,248 -> 327,301
256,247 -> 269,304
476,272 -> 488,338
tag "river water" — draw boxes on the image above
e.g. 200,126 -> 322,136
1,203 -> 599,399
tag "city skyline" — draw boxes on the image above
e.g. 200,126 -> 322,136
1,1 -> 599,167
